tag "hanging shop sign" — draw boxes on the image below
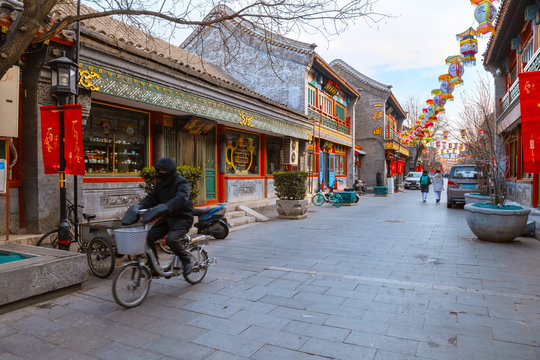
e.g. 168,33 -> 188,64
181,117 -> 215,135
322,141 -> 334,150
323,80 -> 340,97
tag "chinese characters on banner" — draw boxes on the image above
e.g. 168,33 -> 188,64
40,105 -> 85,176
518,71 -> 540,173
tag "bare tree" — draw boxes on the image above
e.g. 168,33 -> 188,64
455,74 -> 508,205
0,0 -> 386,79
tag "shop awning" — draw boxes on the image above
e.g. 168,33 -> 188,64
355,149 -> 366,155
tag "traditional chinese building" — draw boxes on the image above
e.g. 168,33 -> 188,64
182,6 -> 360,192
329,60 -> 408,189
484,0 -> 540,207
0,2 -> 313,234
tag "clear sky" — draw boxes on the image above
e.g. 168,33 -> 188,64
300,0 -> 497,126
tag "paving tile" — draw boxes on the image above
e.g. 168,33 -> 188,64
182,301 -> 241,319
142,336 -> 215,359
92,340 -> 162,360
258,294 -> 313,310
187,314 -> 251,335
299,337 -> 376,360
193,330 -> 264,357
283,320 -> 350,342
221,297 -> 277,314
238,325 -> 309,350
268,306 -> 330,325
344,330 -> 419,356
251,344 -> 328,360
203,350 -> 251,360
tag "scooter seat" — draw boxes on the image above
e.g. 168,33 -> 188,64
193,205 -> 224,216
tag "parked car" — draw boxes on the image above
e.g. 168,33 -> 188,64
404,172 -> 423,189
447,164 -> 481,208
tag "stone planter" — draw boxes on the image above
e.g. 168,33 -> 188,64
276,199 -> 308,219
464,193 -> 492,205
464,204 -> 531,242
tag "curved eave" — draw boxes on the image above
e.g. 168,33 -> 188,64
329,59 -> 392,93
388,92 -> 406,120
313,55 -> 360,98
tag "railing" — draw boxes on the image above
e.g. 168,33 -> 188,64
307,104 -> 350,135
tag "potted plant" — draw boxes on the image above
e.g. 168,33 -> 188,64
273,171 -> 308,219
139,165 -> 203,201
458,77 -> 530,242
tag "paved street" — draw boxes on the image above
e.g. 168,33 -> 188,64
1,189 -> 539,360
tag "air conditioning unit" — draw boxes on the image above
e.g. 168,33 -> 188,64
283,138 -> 299,165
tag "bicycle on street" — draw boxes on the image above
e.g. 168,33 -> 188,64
311,188 -> 343,207
36,199 -> 118,278
112,215 -> 216,308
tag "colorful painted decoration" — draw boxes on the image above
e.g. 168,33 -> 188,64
441,80 -> 455,94
461,129 -> 467,138
439,74 -> 453,82
478,127 -> 484,136
443,130 -> 448,140
448,61 -> 465,78
456,27 -> 478,66
474,0 -> 499,37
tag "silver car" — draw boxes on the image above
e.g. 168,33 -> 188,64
447,165 -> 481,208
404,172 -> 422,190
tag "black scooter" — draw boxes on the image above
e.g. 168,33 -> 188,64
193,203 -> 230,239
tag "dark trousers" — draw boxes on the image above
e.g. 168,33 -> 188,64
146,219 -> 191,265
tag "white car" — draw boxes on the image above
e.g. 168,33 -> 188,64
404,172 -> 423,190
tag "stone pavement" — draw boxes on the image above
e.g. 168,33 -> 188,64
0,189 -> 539,360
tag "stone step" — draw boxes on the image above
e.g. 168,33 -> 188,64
225,210 -> 247,220
228,215 -> 256,227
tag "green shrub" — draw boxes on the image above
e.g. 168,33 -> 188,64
139,165 -> 203,201
273,171 -> 308,200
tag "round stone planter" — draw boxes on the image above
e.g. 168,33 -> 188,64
464,193 -> 492,205
464,204 -> 531,242
276,199 -> 308,219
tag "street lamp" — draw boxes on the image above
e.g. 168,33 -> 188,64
49,52 -> 77,250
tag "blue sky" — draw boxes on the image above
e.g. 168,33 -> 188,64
301,0 -> 498,125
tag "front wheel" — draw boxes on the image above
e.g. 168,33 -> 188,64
112,263 -> 151,308
183,246 -> 209,285
37,229 -> 59,248
87,237 -> 115,278
211,221 -> 229,239
311,193 -> 325,206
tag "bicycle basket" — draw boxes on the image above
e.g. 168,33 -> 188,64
114,227 -> 148,255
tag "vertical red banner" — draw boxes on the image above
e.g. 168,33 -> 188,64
64,104 -> 85,176
40,106 -> 61,174
518,71 -> 540,173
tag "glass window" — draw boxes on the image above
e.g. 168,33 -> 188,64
335,104 -> 346,121
84,103 -> 148,175
266,137 -> 282,174
336,154 -> 345,175
319,93 -> 333,116
307,85 -> 316,107
522,38 -> 534,65
225,130 -> 259,175
451,166 -> 478,179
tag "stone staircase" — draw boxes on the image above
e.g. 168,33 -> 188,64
224,198 -> 276,229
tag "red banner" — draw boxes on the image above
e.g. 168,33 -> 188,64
518,71 -> 540,173
64,105 -> 84,176
40,104 -> 85,175
397,160 -> 404,175
40,106 -> 61,174
390,160 -> 397,175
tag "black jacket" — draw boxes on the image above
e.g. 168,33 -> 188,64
139,158 -> 194,229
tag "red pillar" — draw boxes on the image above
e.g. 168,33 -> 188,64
533,174 -> 539,208
217,124 -> 226,204
260,135 -> 267,197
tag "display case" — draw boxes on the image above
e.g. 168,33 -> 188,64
84,102 -> 148,175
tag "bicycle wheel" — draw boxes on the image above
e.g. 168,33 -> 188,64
311,193 -> 325,206
112,263 -> 151,308
331,194 -> 343,208
87,237 -> 115,278
37,229 -> 59,248
183,246 -> 208,285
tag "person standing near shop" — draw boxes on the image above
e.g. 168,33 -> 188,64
432,170 -> 444,203
376,170 -> 383,187
420,170 -> 431,202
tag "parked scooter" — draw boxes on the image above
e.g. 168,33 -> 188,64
344,180 -> 367,202
193,203 -> 230,239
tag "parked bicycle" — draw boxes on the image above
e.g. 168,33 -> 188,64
112,223 -> 215,308
36,199 -> 118,278
311,188 -> 343,207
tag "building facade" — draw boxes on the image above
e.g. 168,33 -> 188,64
330,60 -> 408,188
484,0 -> 540,208
181,7 -> 360,192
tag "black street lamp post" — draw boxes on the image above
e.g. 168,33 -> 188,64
49,52 -> 77,250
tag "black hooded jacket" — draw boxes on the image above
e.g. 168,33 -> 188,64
139,158 -> 194,229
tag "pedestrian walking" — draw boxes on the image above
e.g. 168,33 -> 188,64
433,170 -> 444,203
376,170 -> 383,187
420,170 -> 431,202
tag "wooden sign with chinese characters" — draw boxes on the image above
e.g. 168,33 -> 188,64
182,118 -> 215,135
373,126 -> 382,136
323,80 -> 340,97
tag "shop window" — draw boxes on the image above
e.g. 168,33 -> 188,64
307,149 -> 315,173
266,137 -> 282,174
522,38 -> 534,66
335,104 -> 346,121
84,103 -> 148,175
225,129 -> 259,175
307,85 -> 316,107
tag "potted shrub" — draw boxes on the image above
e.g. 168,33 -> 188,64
273,171 -> 308,219
139,165 -> 203,202
459,78 -> 530,242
